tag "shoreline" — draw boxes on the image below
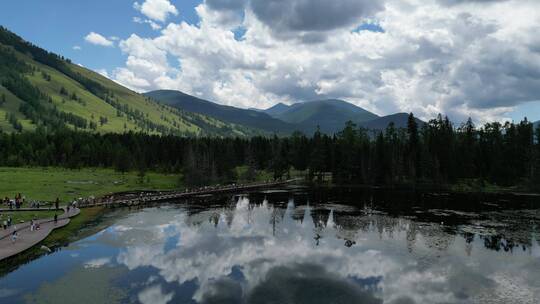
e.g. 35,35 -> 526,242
0,207 -> 80,261
0,206 -> 107,276
304,182 -> 540,197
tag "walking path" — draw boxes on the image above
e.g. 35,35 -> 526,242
0,207 -> 80,261
0,207 -> 55,212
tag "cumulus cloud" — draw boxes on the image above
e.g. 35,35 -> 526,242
438,0 -> 509,6
113,33 -> 171,90
112,0 -> 540,123
134,0 -> 178,22
200,0 -> 247,28
84,32 -> 114,47
72,45 -> 81,51
249,0 -> 383,41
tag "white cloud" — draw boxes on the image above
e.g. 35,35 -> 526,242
73,45 -> 81,51
134,0 -> 178,22
113,0 -> 540,123
84,32 -> 114,47
133,16 -> 162,30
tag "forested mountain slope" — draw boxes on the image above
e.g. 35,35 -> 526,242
145,90 -> 295,134
359,113 -> 425,131
0,26 -> 257,137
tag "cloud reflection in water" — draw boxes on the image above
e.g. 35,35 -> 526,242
100,197 -> 540,304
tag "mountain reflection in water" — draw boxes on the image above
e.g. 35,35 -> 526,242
1,194 -> 539,304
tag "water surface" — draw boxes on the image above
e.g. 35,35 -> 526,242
1,190 -> 539,303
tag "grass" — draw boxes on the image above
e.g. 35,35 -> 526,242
0,167 -> 180,202
449,178 -> 520,193
0,85 -> 35,132
0,210 -> 62,224
42,207 -> 106,244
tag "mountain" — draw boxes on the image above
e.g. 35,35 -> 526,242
144,90 -> 295,134
264,103 -> 290,117
534,120 -> 539,130
360,113 -> 425,131
267,99 -> 379,134
0,26 -> 255,137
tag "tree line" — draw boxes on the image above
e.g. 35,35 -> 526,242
0,114 -> 539,190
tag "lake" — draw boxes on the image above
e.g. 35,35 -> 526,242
1,187 -> 539,303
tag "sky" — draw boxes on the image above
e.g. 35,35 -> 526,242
1,0 -> 540,124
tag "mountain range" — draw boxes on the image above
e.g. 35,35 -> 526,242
147,92 -> 426,135
144,90 -> 294,134
262,99 -> 379,134
0,25 -> 430,137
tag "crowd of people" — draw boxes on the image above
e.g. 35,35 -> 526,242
3,193 -> 25,209
2,193 -> 54,210
1,195 -> 67,245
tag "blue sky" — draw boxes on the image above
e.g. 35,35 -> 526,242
0,0 -> 201,73
0,0 -> 539,122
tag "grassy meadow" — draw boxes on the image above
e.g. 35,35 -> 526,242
0,167 -> 180,202
0,210 -> 61,225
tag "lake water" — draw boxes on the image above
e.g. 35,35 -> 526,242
1,188 -> 539,303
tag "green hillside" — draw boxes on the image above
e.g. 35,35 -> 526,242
0,26 -> 257,137
0,85 -> 35,132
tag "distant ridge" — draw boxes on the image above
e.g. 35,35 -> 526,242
144,90 -> 294,134
145,89 -> 430,136
360,113 -> 425,131
265,99 -> 379,134
264,103 -> 290,117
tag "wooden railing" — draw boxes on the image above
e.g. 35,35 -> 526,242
76,179 -> 300,208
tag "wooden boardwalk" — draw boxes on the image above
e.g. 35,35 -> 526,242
78,179 -> 299,208
0,207 -> 80,261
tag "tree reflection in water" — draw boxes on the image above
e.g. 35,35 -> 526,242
1,192 -> 539,304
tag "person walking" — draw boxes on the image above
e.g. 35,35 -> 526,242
11,230 -> 17,243
7,215 -> 12,227
54,214 -> 58,224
